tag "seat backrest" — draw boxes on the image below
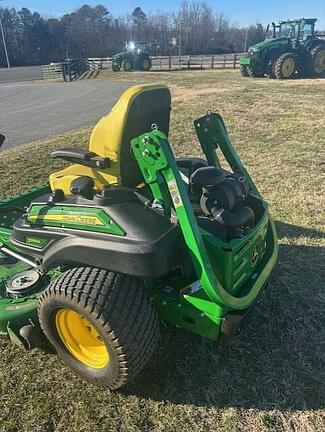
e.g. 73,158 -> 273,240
89,84 -> 171,187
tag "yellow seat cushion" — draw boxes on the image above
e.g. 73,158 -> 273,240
49,84 -> 171,195
49,164 -> 119,196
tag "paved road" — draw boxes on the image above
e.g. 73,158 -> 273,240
0,66 -> 42,83
0,80 -> 131,149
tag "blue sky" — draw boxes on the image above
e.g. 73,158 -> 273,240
2,1 -> 325,28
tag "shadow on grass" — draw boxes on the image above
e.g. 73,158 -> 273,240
122,221 -> 324,411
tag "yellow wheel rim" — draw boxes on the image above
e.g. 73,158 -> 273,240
314,50 -> 325,74
282,57 -> 295,77
55,309 -> 109,369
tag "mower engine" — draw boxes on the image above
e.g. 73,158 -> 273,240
191,166 -> 255,240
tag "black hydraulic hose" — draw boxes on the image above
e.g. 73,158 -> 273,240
210,205 -> 255,228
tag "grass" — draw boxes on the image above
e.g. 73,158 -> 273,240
0,69 -> 324,432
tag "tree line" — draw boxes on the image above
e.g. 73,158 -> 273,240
0,1 -> 267,67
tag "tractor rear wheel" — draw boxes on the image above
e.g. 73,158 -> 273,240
38,267 -> 159,389
240,64 -> 249,77
309,45 -> 325,77
141,58 -> 152,71
122,59 -> 133,72
275,53 -> 297,79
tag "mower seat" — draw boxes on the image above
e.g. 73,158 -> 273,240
49,84 -> 171,195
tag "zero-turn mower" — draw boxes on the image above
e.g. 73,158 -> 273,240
0,84 -> 278,389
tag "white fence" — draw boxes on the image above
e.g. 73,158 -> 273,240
87,53 -> 246,71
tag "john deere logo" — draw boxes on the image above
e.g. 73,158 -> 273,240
251,245 -> 259,265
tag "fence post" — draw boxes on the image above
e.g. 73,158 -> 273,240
223,55 -> 226,68
211,55 -> 214,69
233,54 -> 237,69
187,55 -> 191,69
200,55 -> 203,69
168,55 -> 171,70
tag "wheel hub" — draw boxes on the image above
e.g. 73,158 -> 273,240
6,269 -> 41,296
282,58 -> 295,77
55,309 -> 109,369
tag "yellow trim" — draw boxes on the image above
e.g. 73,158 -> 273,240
55,309 -> 109,369
50,84 -> 169,195
314,49 -> 325,74
281,57 -> 295,78
28,213 -> 104,226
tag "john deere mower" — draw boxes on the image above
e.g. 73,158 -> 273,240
112,41 -> 152,72
0,84 -> 277,389
240,18 -> 325,79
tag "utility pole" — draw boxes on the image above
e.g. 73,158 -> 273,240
244,28 -> 249,52
179,21 -> 183,58
0,0 -> 10,69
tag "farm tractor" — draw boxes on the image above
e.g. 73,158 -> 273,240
0,84 -> 278,389
240,18 -> 325,79
112,41 -> 152,72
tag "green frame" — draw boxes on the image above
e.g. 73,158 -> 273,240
131,112 -> 278,339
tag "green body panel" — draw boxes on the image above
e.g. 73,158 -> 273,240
0,184 -> 50,235
0,186 -> 54,340
144,279 -> 223,340
27,204 -> 125,236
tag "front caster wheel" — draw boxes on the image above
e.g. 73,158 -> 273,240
38,267 -> 160,389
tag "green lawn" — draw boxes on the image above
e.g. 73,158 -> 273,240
0,70 -> 324,432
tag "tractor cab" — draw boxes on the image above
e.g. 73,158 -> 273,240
276,18 -> 317,45
126,41 -> 149,54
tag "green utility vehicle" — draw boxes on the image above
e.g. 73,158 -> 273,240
0,84 -> 277,389
240,18 -> 325,79
112,41 -> 152,72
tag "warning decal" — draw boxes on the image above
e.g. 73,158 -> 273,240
167,179 -> 183,209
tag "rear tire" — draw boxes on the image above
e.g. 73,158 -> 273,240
275,53 -> 297,79
38,267 -> 159,389
141,57 -> 152,71
308,45 -> 325,77
240,64 -> 249,77
122,59 -> 133,72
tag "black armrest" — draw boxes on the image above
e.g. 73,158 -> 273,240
51,148 -> 110,169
